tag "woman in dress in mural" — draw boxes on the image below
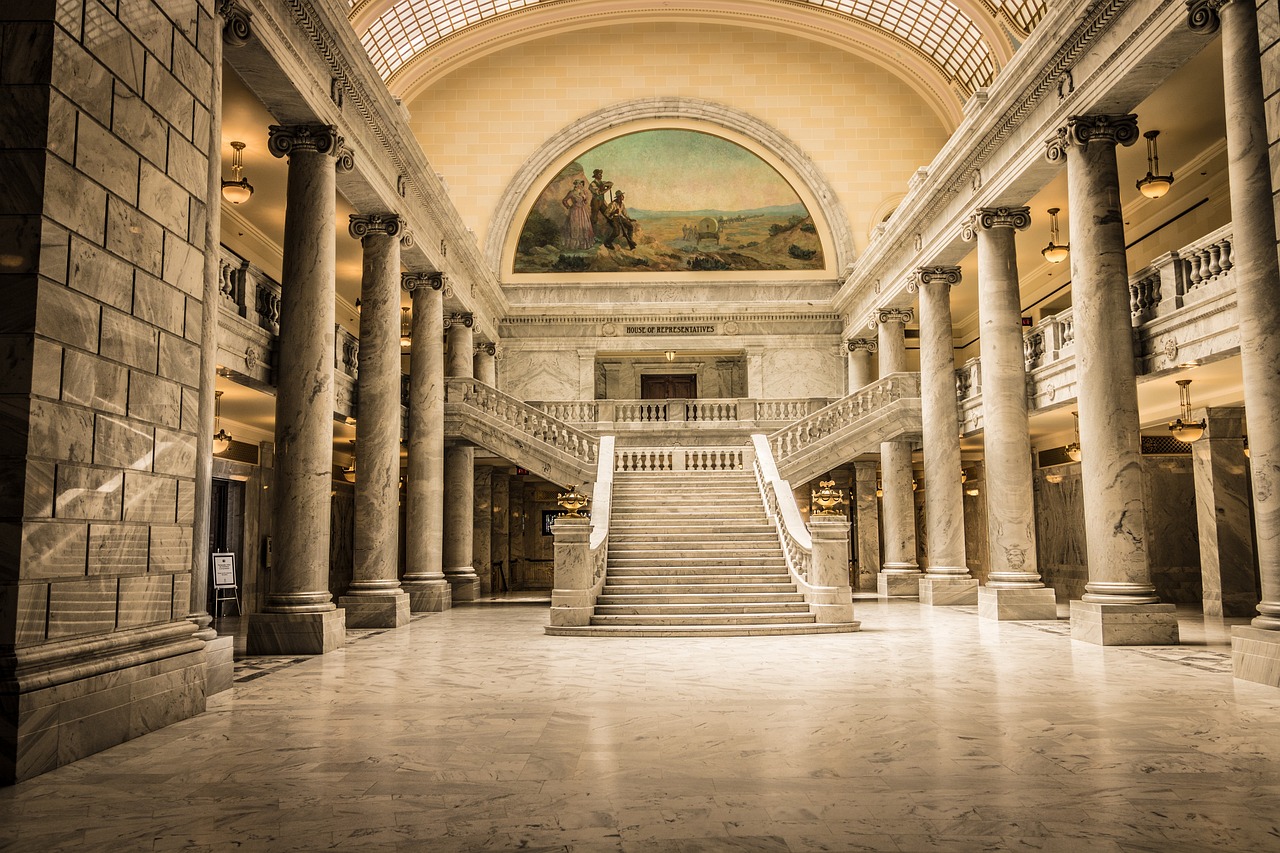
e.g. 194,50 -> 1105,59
560,178 -> 595,250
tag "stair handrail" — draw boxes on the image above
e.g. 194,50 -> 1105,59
751,434 -> 812,584
590,436 -> 614,561
767,372 -> 921,464
445,377 -> 600,466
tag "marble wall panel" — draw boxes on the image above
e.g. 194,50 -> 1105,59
133,273 -> 186,336
117,575 -> 172,628
126,370 -> 181,428
68,237 -> 134,312
160,233 -> 203,298
20,521 -> 88,579
54,463 -> 123,520
12,583 -> 48,644
88,523 -> 148,575
174,478 -> 194,526
34,278 -> 101,353
137,161 -> 189,237
0,335 -> 34,395
41,154 -> 107,245
760,347 -> 843,398
50,28 -> 113,126
502,349 -> 583,401
474,468 -> 493,594
61,349 -> 128,416
148,525 -> 189,574
47,577 -> 116,638
1033,468 -> 1088,601
92,414 -> 152,471
122,470 -> 176,523
152,426 -> 194,477
142,53 -> 191,137
163,132 -> 205,193
110,86 -> 167,167
22,460 -> 54,518
328,488 -> 355,597
105,197 -> 163,277
74,109 -> 140,204
157,332 -> 199,386
30,338 -> 61,400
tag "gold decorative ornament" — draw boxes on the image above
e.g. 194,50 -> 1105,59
556,485 -> 589,518
811,479 -> 846,516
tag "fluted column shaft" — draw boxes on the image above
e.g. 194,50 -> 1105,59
347,216 -> 405,598
916,268 -> 969,577
402,274 -> 449,610
1050,115 -> 1158,604
846,339 -> 876,392
443,315 -> 479,599
970,210 -> 1044,587
875,310 -> 917,576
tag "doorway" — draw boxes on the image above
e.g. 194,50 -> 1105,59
641,374 -> 697,399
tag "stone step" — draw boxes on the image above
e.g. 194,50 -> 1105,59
596,592 -> 806,604
606,566 -> 789,577
590,612 -> 816,626
546,623 -> 859,638
608,524 -> 774,535
594,602 -> 811,616
608,548 -> 783,559
604,580 -> 795,593
608,538 -> 778,550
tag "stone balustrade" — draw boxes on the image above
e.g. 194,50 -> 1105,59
615,445 -> 751,472
530,397 -> 831,429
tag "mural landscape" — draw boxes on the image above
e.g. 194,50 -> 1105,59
513,130 -> 824,274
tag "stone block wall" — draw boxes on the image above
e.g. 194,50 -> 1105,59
0,0 -> 215,783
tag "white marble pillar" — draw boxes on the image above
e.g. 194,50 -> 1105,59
913,267 -> 978,606
443,313 -> 480,601
1190,408 -> 1258,617
853,461 -> 880,593
248,125 -> 353,654
963,207 -> 1059,620
1046,114 -> 1178,645
401,273 -> 450,612
874,307 -> 920,596
338,215 -> 410,628
474,342 -> 497,387
1189,0 -> 1280,684
846,338 -> 877,392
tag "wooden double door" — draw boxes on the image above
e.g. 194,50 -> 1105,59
640,374 -> 697,399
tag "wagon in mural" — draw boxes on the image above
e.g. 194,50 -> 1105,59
695,216 -> 720,245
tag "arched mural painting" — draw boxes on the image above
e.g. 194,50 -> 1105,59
514,129 -> 824,274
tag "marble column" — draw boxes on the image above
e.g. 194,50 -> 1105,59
401,273 -> 451,612
1189,0 -> 1280,684
337,215 -> 410,628
913,267 -> 978,606
248,125 -> 353,654
1190,408 -> 1258,617
1045,114 -> 1178,645
474,342 -> 498,387
963,207 -> 1059,620
473,467 -> 493,596
874,308 -> 920,596
443,313 -> 480,601
853,461 -> 881,593
846,338 -> 877,392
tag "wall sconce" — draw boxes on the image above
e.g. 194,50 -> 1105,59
1136,130 -> 1175,199
1169,379 -> 1206,442
664,350 -> 676,362
221,141 -> 254,204
212,390 -> 232,454
400,306 -> 412,350
1044,471 -> 1065,484
964,486 -> 980,497
342,439 -> 357,483
1065,411 -> 1082,462
1041,208 -> 1069,264
875,479 -> 883,498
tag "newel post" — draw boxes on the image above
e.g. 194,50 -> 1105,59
808,515 -> 857,624
550,515 -> 593,627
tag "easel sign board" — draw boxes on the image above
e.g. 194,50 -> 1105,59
212,553 -> 236,588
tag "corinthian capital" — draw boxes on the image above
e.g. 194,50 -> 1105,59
846,338 -> 878,354
348,214 -> 403,241
1187,0 -> 1229,34
268,124 -> 345,160
1045,114 -> 1140,163
960,206 -> 1031,241
402,272 -> 444,293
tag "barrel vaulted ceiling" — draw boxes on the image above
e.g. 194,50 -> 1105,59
346,0 -> 1048,112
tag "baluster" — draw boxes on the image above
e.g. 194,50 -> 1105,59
1218,238 -> 1233,274
1207,242 -> 1222,278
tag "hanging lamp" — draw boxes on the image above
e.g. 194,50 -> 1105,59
1041,208 -> 1069,264
1168,379 -> 1206,443
220,141 -> 254,204
1136,130 -> 1175,199
212,390 -> 233,454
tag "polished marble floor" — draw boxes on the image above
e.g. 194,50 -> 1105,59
2,600 -> 1278,852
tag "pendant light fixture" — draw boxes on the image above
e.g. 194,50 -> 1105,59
1168,379 -> 1206,443
220,141 -> 254,205
1065,411 -> 1082,462
1041,208 -> 1069,264
1136,130 -> 1175,199
212,390 -> 233,454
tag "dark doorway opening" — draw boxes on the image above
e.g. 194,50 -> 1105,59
640,374 -> 697,399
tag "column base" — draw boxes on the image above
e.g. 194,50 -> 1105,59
405,580 -> 452,612
1231,626 -> 1280,687
446,574 -> 481,603
918,576 -> 978,606
203,634 -> 235,695
1069,600 -> 1179,646
978,586 -> 1059,621
246,609 -> 346,655
338,592 -> 410,629
878,572 -> 921,597
550,587 -> 594,627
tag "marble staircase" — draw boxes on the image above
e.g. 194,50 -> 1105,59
584,470 -> 856,636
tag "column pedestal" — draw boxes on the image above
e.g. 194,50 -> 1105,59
878,567 -> 921,598
247,609 -> 347,655
407,585 -> 451,613
1069,601 -> 1179,646
337,592 -> 411,628
978,586 -> 1058,621
1231,627 -> 1280,686
919,576 -> 978,606
203,635 -> 235,695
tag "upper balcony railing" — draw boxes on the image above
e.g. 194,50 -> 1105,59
530,397 -> 829,430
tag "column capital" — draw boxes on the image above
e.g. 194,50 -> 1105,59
444,312 -> 474,329
846,338 -> 878,354
960,207 -> 1031,241
348,214 -> 404,241
1187,0 -> 1229,33
474,342 -> 497,356
869,307 -> 914,329
910,266 -> 962,293
219,0 -> 251,46
1045,114 -> 1140,163
267,125 -> 354,169
402,272 -> 444,292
